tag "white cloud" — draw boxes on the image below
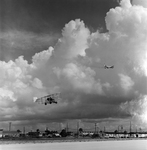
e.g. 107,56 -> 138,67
132,0 -> 147,8
0,0 -> 147,129
119,73 -> 134,92
55,63 -> 105,95
120,95 -> 147,126
54,19 -> 90,59
120,0 -> 132,8
32,46 -> 54,68
0,88 -> 16,101
31,78 -> 43,89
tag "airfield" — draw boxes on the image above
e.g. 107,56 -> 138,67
0,139 -> 146,150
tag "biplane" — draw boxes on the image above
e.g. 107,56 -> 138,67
34,93 -> 61,105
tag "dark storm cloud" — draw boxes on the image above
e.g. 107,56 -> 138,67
0,0 -> 119,62
0,0 -> 119,33
0,30 -> 59,62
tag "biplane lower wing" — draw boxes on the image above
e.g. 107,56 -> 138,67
33,92 -> 61,105
34,97 -> 46,104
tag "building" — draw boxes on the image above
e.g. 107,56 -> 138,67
2,131 -> 21,138
0,129 -> 3,138
137,132 -> 147,138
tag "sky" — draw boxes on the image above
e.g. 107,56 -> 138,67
0,0 -> 147,132
0,0 -> 119,62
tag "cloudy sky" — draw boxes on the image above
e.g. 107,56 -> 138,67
0,0 -> 147,132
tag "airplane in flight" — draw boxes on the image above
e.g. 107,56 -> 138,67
104,65 -> 114,69
34,93 -> 61,105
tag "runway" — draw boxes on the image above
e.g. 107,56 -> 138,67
0,139 -> 147,150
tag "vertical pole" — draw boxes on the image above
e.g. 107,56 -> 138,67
95,123 -> 97,134
130,121 -> 132,137
9,122 -> 11,131
66,122 -> 68,132
130,121 -> 132,133
121,125 -> 123,132
23,126 -> 25,134
59,123 -> 61,133
77,121 -> 79,137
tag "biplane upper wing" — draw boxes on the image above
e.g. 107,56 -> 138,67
34,96 -> 47,104
34,93 -> 61,104
48,93 -> 61,99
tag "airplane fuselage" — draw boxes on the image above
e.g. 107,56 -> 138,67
104,65 -> 114,69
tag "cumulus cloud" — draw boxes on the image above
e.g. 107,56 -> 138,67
120,95 -> 147,126
54,63 -> 105,95
0,88 -> 16,102
132,0 -> 147,8
54,19 -> 90,59
119,73 -> 134,92
0,0 -> 147,129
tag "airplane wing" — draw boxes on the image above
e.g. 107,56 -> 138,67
33,96 -> 47,104
104,65 -> 114,69
48,93 -> 61,99
34,93 -> 61,104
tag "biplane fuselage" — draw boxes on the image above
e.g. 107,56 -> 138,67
45,97 -> 57,105
34,93 -> 60,105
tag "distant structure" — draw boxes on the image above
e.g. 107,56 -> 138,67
23,127 -> 25,134
0,129 -> 3,137
66,122 -> 69,132
9,122 -> 12,131
95,123 -> 97,133
130,121 -> 132,133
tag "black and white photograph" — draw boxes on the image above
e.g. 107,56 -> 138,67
0,0 -> 147,149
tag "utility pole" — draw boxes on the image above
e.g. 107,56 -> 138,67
59,123 -> 61,132
9,122 -> 11,131
95,123 -> 97,134
77,121 -> 79,137
130,121 -> 132,133
66,122 -> 68,132
129,121 -> 132,137
23,126 -> 25,134
121,125 -> 123,132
